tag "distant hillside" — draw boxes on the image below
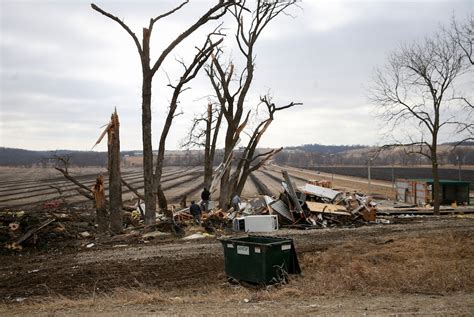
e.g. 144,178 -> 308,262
0,148 -> 108,167
2,142 -> 474,168
285,144 -> 366,154
275,143 -> 474,167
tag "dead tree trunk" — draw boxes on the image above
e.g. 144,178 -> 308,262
182,101 -> 223,189
207,1 -> 298,210
152,34 -> 225,217
108,110 -> 123,233
204,103 -> 223,189
141,29 -> 156,225
93,175 -> 108,233
368,17 -> 471,216
92,1 -> 235,226
204,103 -> 213,188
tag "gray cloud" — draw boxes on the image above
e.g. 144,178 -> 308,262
1,0 -> 471,151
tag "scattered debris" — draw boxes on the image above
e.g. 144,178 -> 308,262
308,179 -> 332,188
9,222 -> 20,231
16,218 -> 56,245
0,169 -> 387,252
183,232 -> 213,240
142,231 -> 170,239
79,231 -> 91,238
112,244 -> 128,248
43,200 -> 63,209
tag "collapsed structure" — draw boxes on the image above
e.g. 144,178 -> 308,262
171,170 -> 378,233
395,179 -> 470,206
5,166 -> 474,252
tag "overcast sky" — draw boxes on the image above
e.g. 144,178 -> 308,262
1,0 -> 472,152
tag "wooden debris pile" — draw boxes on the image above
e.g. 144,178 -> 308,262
166,171 -> 378,233
263,171 -> 378,229
0,208 -> 97,252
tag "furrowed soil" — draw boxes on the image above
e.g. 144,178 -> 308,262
1,217 -> 473,316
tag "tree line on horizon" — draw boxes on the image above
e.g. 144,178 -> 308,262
2,144 -> 474,168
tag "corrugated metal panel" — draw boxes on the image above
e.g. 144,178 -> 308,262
396,180 -> 412,203
298,184 -> 341,201
268,199 -> 293,221
415,182 -> 428,206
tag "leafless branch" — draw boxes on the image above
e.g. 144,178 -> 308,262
91,4 -> 143,56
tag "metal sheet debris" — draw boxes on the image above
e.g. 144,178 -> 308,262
298,183 -> 342,201
269,199 -> 294,221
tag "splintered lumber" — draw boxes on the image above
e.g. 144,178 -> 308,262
282,170 -> 303,214
264,195 -> 275,214
9,222 -> 20,231
361,207 -> 377,221
16,218 -> 55,245
306,201 -> 351,216
93,175 -> 108,233
309,179 -> 332,188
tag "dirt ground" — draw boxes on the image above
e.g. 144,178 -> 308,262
1,216 -> 473,316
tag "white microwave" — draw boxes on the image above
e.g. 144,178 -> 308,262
233,215 -> 278,232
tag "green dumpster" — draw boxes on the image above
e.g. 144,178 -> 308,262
220,235 -> 301,284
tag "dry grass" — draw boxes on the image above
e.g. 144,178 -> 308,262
297,231 -> 474,295
2,231 -> 473,314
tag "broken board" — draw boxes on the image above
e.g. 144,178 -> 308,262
306,201 -> 351,216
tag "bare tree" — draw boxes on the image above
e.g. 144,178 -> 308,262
448,14 -> 474,66
91,1 -> 235,225
369,23 -> 471,215
207,0 -> 300,209
446,16 -> 474,139
182,102 -> 223,188
153,33 -> 224,214
230,95 -> 301,196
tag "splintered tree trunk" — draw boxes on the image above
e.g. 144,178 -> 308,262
93,175 -> 108,233
108,110 -> 123,233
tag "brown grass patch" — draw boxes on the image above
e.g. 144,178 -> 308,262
298,231 -> 474,295
2,230 -> 473,314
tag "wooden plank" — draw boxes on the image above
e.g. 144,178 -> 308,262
16,218 -> 55,245
306,201 -> 351,216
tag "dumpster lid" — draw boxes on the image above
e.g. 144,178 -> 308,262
219,235 -> 293,246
